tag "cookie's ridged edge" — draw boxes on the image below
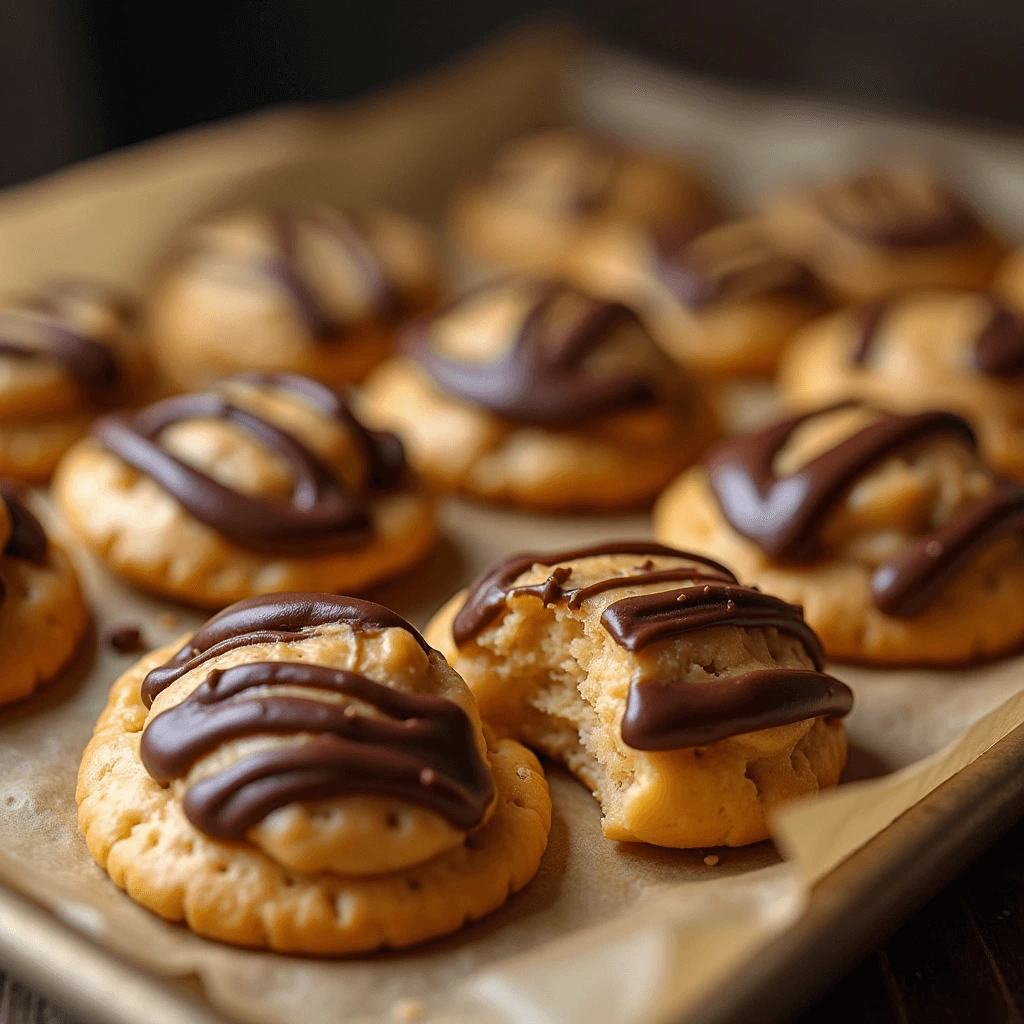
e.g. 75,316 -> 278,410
76,642 -> 551,953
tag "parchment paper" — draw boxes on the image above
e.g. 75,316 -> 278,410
1,25 -> 1024,1024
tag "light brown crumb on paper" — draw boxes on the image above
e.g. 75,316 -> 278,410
704,854 -> 719,866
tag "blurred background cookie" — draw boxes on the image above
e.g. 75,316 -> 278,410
655,403 -> 1024,664
426,541 -> 851,848
569,216 -> 827,378
146,205 -> 440,390
77,593 -> 550,952
761,164 -> 1006,302
53,372 -> 436,607
0,280 -> 148,482
777,290 -> 1024,477
450,129 -> 722,277
0,481 -> 86,706
359,278 -> 717,510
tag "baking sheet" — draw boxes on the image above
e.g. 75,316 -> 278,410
1,24 -> 1024,1024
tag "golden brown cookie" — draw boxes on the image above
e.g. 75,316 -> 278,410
425,542 -> 850,848
654,403 -> 1024,664
53,373 -> 436,608
77,593 -> 551,952
451,130 -> 721,277
568,217 -> 827,378
358,279 -> 717,511
0,481 -> 87,706
761,166 -> 1006,303
777,290 -> 1024,478
0,280 -> 149,482
146,205 -> 440,391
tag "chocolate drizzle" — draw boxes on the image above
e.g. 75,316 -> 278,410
140,661 -> 493,839
0,482 -> 47,564
452,541 -> 737,646
92,375 -> 405,554
850,296 -> 895,364
705,406 -> 1024,616
0,283 -> 124,401
872,484 -> 1024,615
705,407 -> 977,561
816,173 -> 979,248
622,668 -> 852,750
399,284 -> 657,426
141,592 -> 429,708
974,301 -> 1024,377
250,208 -> 398,341
451,541 -> 848,751
654,224 -> 816,310
0,482 -> 48,608
600,582 -> 825,666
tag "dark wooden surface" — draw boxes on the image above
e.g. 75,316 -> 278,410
3,814 -> 1024,1024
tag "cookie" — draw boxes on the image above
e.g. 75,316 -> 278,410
53,373 -> 436,608
425,542 -> 850,848
0,481 -> 87,706
761,166 -> 1005,303
77,593 -> 551,952
568,217 -> 826,377
0,280 -> 149,481
777,290 -> 1024,478
451,130 -> 721,277
654,403 -> 1024,664
146,205 -> 440,391
358,279 -> 717,511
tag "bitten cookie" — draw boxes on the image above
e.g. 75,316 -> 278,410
77,593 -> 551,952
0,481 -> 87,706
0,280 -> 149,481
53,373 -> 436,607
777,290 -> 1024,478
146,205 -> 440,390
426,542 -> 849,848
568,217 -> 826,377
451,130 -> 721,277
358,279 -> 717,511
655,403 -> 1024,664
761,166 -> 1005,302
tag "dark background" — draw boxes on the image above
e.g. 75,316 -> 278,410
2,0 -> 1024,188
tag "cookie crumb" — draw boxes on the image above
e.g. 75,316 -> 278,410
703,854 -> 719,867
104,624 -> 146,654
516,766 -> 530,780
157,612 -> 179,630
392,998 -> 425,1022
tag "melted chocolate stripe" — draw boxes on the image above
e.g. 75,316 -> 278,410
816,175 -> 979,248
601,583 -> 826,668
399,283 -> 656,426
0,482 -> 48,564
140,660 -> 493,837
93,387 -> 383,557
872,485 -> 1024,615
230,372 -> 406,489
975,302 -> 1024,377
268,210 -> 338,339
850,296 -> 895,364
0,313 -> 121,400
452,542 -> 738,646
705,408 -> 977,561
142,592 -> 429,707
182,735 -> 484,840
621,668 -> 852,750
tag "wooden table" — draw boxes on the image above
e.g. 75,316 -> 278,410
4,812 -> 1024,1024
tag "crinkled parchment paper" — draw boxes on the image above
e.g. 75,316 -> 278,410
1,25 -> 1024,1024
